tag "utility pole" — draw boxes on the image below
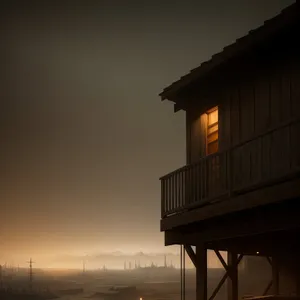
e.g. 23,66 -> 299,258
83,260 -> 86,275
27,258 -> 35,292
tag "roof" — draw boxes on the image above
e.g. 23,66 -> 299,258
160,1 -> 300,102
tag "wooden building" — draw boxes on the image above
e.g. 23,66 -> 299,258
159,2 -> 300,300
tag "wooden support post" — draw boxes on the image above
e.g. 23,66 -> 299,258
196,245 -> 207,300
272,255 -> 279,295
185,245 -> 197,267
263,280 -> 273,296
227,252 -> 238,300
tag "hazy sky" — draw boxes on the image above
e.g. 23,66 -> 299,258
0,0 -> 295,264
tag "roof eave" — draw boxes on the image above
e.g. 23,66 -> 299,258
158,1 -> 299,102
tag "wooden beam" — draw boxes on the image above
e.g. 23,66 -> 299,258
227,252 -> 238,300
209,272 -> 228,300
208,254 -> 243,300
266,256 -> 272,266
208,238 -> 274,257
214,250 -> 229,272
196,245 -> 207,300
185,245 -> 197,267
272,255 -> 279,295
163,199 -> 300,245
263,280 -> 273,296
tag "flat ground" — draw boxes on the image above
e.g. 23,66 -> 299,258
1,264 -> 271,300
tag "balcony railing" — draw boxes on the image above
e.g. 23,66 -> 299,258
160,118 -> 300,218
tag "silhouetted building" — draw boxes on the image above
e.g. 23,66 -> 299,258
159,2 -> 300,300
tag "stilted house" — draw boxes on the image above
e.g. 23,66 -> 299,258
159,2 -> 300,300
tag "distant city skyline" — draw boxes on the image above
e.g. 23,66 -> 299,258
0,249 -> 227,270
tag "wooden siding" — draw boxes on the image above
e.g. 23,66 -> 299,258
187,54 -> 299,166
163,51 -> 300,218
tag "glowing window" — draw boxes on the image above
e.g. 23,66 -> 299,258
206,107 -> 219,155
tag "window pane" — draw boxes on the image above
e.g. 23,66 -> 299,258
207,131 -> 218,144
208,109 -> 218,125
207,123 -> 218,135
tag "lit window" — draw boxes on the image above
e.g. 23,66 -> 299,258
206,107 -> 219,155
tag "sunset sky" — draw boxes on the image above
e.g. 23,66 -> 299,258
0,0 -> 295,267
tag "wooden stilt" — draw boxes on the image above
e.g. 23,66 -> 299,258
196,245 -> 207,300
227,252 -> 238,300
272,255 -> 279,295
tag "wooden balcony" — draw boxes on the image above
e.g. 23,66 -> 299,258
160,118 -> 300,219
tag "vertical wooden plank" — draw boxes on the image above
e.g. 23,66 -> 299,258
271,127 -> 290,177
261,134 -> 272,181
172,175 -> 175,211
194,164 -> 197,203
190,165 -> 194,204
186,111 -> 192,165
270,70 -> 282,126
272,255 -> 280,295
185,167 -> 189,206
200,160 -> 204,200
180,170 -> 183,208
196,163 -> 199,203
168,177 -> 171,212
254,72 -> 270,133
207,158 -> 212,198
290,122 -> 300,169
196,245 -> 207,300
238,143 -> 250,189
190,166 -> 192,205
161,179 -> 165,218
203,159 -> 207,199
175,172 -> 178,210
177,170 -> 182,207
200,113 -> 208,158
182,169 -> 185,208
192,112 -> 201,162
231,148 -> 238,190
189,107 -> 207,164
251,138 -> 262,185
281,67 -> 291,122
240,83 -> 252,140
240,82 -> 255,141
219,93 -> 231,151
227,252 -> 238,300
230,89 -> 240,146
290,60 -> 300,118
165,179 -> 169,214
